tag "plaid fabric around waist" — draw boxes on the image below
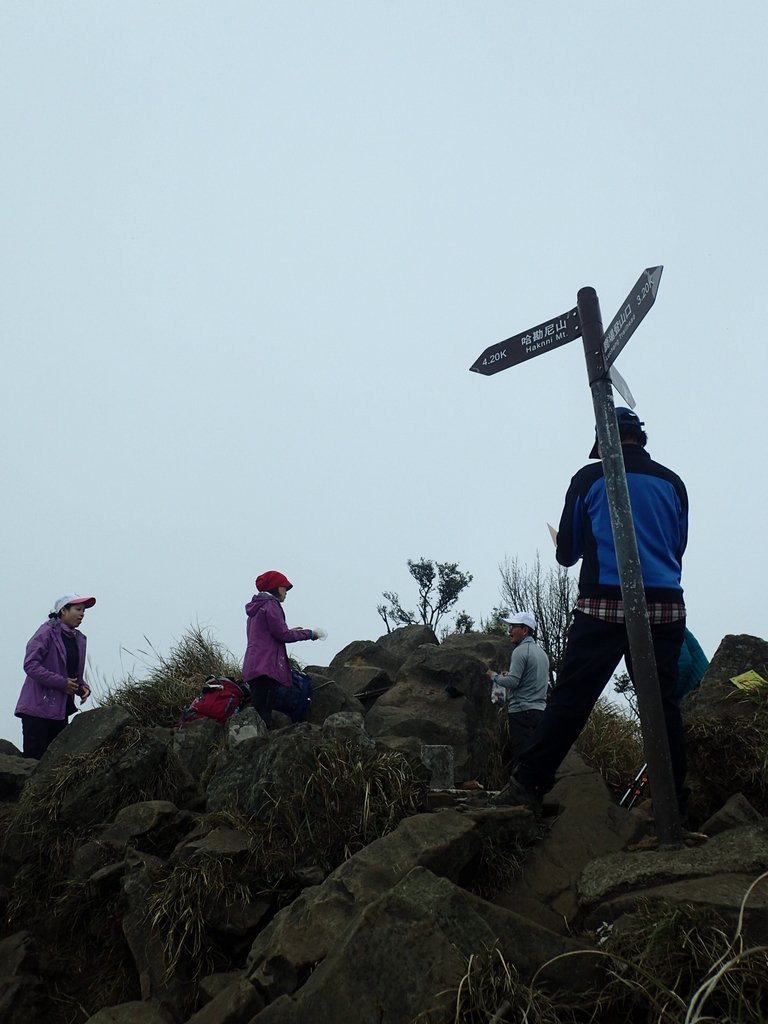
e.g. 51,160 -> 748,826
576,597 -> 686,625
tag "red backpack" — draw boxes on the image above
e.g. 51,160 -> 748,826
176,677 -> 249,728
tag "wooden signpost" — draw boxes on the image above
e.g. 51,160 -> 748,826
470,267 -> 683,847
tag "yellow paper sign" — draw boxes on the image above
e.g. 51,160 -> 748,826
730,670 -> 768,692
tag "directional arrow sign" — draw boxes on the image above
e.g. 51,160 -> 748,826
469,308 -> 581,376
602,266 -> 663,369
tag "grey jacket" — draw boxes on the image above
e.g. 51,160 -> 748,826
491,635 -> 549,712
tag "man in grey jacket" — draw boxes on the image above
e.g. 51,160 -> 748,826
487,612 -> 549,767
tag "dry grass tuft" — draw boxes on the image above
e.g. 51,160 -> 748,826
685,702 -> 768,816
598,884 -> 768,1023
47,880 -> 141,1018
575,697 -> 644,794
5,726 -> 183,929
96,626 -> 243,727
413,876 -> 768,1023
484,707 -> 513,791
146,740 -> 430,978
147,857 -> 253,977
467,833 -> 534,901
411,945 -> 579,1024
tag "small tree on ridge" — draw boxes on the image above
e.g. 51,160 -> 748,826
377,558 -> 473,635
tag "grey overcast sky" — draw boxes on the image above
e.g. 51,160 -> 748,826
2,1 -> 766,746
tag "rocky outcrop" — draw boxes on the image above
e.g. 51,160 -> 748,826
365,637 -> 508,783
0,754 -> 36,800
503,750 -> 645,930
321,624 -> 439,704
1,626 -> 767,1024
684,634 -> 768,816
0,931 -> 48,1024
250,868 -> 596,1024
245,809 -> 486,998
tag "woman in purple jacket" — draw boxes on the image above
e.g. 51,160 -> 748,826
243,571 -> 324,728
15,594 -> 96,758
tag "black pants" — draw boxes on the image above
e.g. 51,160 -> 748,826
20,715 -> 68,759
507,709 -> 544,769
516,611 -> 686,799
247,675 -> 278,729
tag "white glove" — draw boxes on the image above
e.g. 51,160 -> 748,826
311,628 -> 327,640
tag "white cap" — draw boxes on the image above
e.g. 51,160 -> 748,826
51,594 -> 96,614
499,611 -> 536,631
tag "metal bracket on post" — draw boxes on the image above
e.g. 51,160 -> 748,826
576,286 -> 682,848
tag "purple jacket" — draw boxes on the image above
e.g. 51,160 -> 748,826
242,593 -> 313,686
15,619 -> 88,721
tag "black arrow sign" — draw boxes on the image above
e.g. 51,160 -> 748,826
469,307 -> 581,376
602,266 -> 663,369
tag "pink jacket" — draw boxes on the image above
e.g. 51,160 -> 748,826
242,593 -> 313,685
15,619 -> 88,721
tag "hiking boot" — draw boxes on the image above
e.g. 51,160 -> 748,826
490,775 -> 542,815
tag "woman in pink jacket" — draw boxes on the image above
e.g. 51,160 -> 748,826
15,594 -> 96,758
243,571 -> 324,728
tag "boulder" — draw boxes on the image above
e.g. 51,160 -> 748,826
374,624 -> 439,656
184,978 -> 263,1023
684,634 -> 768,816
582,872 -> 768,945
56,727 -> 174,829
249,868 -> 596,1024
197,971 -> 245,1003
0,931 -> 48,1024
36,705 -> 136,767
327,642 -> 400,701
174,825 -> 252,861
206,724 -> 324,815
0,754 -> 36,800
439,631 -> 514,671
71,801 -> 196,878
226,708 -> 268,746
169,825 -> 272,937
85,1000 -> 176,1023
121,849 -> 196,1012
327,626 -> 438,703
19,710 -> 177,832
172,718 -> 226,805
578,824 -> 768,909
320,711 -> 375,750
687,634 -> 768,712
0,740 -> 22,757
364,644 -> 500,784
307,677 -> 366,723
246,809 -> 482,999
504,751 -> 644,930
700,793 -> 765,837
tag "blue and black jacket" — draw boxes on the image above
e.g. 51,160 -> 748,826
555,445 -> 688,602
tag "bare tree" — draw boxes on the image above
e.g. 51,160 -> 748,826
613,670 -> 639,719
493,553 -> 576,686
377,558 -> 473,635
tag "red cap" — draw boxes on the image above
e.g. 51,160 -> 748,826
255,571 -> 293,592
